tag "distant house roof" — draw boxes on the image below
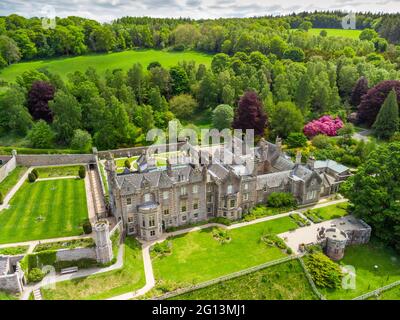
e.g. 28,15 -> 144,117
315,160 -> 349,174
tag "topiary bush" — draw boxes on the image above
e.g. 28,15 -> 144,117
28,172 -> 37,183
78,166 -> 86,179
27,268 -> 45,283
82,219 -> 92,234
0,191 -> 3,205
124,159 -> 131,169
31,168 -> 39,179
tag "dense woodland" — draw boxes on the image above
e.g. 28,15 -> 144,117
0,11 -> 400,159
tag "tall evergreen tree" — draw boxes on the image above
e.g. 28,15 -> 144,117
372,89 -> 399,140
294,73 -> 312,113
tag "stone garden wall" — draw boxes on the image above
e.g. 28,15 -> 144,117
15,154 -> 96,167
0,155 -> 16,183
97,142 -> 185,159
0,272 -> 24,294
55,247 -> 97,262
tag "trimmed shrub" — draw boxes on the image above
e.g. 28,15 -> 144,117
28,268 -> 45,283
82,219 -> 92,234
28,172 -> 36,183
31,168 -> 39,179
78,166 -> 86,179
152,241 -> 172,256
124,159 -> 131,169
0,191 -> 3,205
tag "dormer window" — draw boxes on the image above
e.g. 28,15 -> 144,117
144,193 -> 151,202
227,185 -> 233,194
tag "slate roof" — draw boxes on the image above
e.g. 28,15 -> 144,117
272,155 -> 295,172
290,164 -> 314,181
208,163 -> 229,180
315,160 -> 349,174
257,171 -> 291,190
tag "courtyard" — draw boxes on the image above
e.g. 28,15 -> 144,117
0,178 -> 88,244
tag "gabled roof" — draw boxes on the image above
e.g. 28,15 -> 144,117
256,171 -> 291,190
315,160 -> 349,174
208,163 -> 229,180
272,155 -> 295,172
291,164 -> 313,181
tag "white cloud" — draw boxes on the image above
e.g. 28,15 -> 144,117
0,0 -> 398,22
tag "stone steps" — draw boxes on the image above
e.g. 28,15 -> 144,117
33,288 -> 42,300
89,168 -> 106,216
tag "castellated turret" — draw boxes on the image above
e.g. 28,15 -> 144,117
94,220 -> 114,264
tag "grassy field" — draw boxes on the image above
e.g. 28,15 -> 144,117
320,240 -> 400,300
41,237 -> 145,300
0,49 -> 213,83
171,259 -> 317,300
152,217 -> 298,287
370,285 -> 400,300
35,165 -> 81,178
0,166 -> 27,197
0,245 -> 29,255
0,291 -> 17,300
0,179 -> 88,244
307,28 -> 362,39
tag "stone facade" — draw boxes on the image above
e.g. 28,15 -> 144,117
94,221 -> 114,264
106,138 -> 350,241
0,256 -> 25,294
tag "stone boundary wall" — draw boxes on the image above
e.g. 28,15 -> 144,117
297,256 -> 326,300
97,142 -> 186,159
353,279 -> 400,300
110,220 -> 123,238
153,255 -> 300,300
15,154 -> 96,167
55,247 -> 97,262
0,155 -> 16,184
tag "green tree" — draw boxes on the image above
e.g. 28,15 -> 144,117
49,90 -> 82,144
169,94 -> 198,119
270,101 -> 304,138
295,73 -> 313,114
342,142 -> 400,251
212,104 -> 234,130
70,129 -> 92,152
0,35 -> 21,64
27,120 -> 54,148
372,89 -> 399,140
170,65 -> 190,95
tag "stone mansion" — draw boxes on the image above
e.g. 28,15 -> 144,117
105,138 -> 350,241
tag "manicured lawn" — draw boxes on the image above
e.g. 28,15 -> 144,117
0,166 -> 27,197
305,202 -> 348,223
0,179 -> 88,244
0,245 -> 29,255
0,291 -> 17,300
0,49 -> 213,83
41,237 -> 145,300
171,260 -> 317,300
35,165 -> 81,178
321,240 -> 400,300
152,217 -> 298,286
307,28 -> 362,39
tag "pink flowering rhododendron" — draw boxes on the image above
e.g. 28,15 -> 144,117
303,115 -> 344,137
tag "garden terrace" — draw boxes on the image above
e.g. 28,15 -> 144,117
0,179 -> 88,244
151,216 -> 298,287
33,238 -> 94,252
41,237 -> 145,300
170,259 -> 317,300
304,203 -> 349,223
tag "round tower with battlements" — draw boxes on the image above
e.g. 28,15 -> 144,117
325,227 -> 348,261
94,220 -> 114,264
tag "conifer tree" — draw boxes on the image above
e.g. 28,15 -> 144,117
372,89 -> 399,140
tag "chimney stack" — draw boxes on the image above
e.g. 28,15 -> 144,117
296,150 -> 302,165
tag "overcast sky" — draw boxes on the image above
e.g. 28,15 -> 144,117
1,0 -> 399,22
